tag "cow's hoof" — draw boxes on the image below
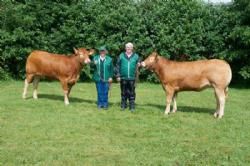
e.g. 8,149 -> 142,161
65,102 -> 69,106
22,95 -> 26,99
213,112 -> 218,118
164,112 -> 169,116
218,114 -> 223,119
172,110 -> 177,113
33,96 -> 38,99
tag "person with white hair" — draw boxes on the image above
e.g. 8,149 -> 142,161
116,42 -> 140,112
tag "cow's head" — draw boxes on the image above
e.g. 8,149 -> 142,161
141,52 -> 159,70
74,48 -> 95,64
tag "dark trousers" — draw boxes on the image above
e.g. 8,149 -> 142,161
96,81 -> 109,107
120,79 -> 136,109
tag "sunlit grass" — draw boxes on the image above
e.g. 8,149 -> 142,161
0,81 -> 249,165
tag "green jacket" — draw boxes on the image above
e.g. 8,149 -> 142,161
116,52 -> 140,80
92,55 -> 114,82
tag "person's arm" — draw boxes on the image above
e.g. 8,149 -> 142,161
137,54 -> 142,67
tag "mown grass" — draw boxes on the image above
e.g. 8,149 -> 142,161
0,81 -> 249,165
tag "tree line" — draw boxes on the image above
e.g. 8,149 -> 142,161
0,0 -> 249,83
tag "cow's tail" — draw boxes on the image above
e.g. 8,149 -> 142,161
225,62 -> 232,99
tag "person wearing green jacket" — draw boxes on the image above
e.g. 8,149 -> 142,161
92,46 -> 113,109
116,42 -> 141,111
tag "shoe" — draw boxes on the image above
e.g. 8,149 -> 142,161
129,101 -> 135,112
121,104 -> 127,111
121,106 -> 126,111
130,108 -> 135,112
121,100 -> 127,108
129,106 -> 135,112
121,103 -> 127,110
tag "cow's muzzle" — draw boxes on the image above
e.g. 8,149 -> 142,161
141,61 -> 146,67
84,58 -> 91,64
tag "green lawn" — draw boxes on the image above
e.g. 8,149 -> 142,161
0,81 -> 249,165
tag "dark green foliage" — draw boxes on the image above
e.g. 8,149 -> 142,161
0,0 -> 249,82
228,0 -> 250,80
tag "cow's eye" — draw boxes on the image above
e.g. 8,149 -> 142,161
149,57 -> 154,62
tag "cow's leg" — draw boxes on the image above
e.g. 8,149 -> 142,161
22,74 -> 34,99
164,86 -> 174,115
61,81 -> 70,105
213,89 -> 220,118
214,87 -> 226,119
172,93 -> 178,113
67,83 -> 74,97
22,79 -> 29,99
33,76 -> 40,99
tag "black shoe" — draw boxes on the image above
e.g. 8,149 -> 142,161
121,102 -> 127,111
121,106 -> 126,111
130,108 -> 135,112
129,101 -> 135,111
129,104 -> 135,112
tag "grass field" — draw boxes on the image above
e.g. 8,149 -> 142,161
0,81 -> 249,165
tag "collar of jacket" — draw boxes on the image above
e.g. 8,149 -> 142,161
123,52 -> 135,60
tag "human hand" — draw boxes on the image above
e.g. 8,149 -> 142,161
108,78 -> 113,83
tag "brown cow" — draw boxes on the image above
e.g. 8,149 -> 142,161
22,48 -> 94,105
141,52 -> 232,118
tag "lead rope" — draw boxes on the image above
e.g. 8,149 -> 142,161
135,63 -> 140,87
109,81 -> 112,98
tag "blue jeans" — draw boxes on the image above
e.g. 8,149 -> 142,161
96,81 -> 109,107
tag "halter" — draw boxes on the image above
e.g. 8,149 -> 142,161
147,55 -> 159,71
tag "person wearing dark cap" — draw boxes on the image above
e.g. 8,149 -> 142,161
92,46 -> 113,109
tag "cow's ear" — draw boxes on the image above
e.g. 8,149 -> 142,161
155,52 -> 159,61
73,48 -> 78,54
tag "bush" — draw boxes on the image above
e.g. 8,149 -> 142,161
0,0 -> 249,83
0,66 -> 10,80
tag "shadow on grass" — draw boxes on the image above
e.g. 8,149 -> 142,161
26,94 -> 215,113
38,94 -> 95,104
37,94 -> 118,106
142,103 -> 214,114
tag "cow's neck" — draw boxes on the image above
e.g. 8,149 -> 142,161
153,62 -> 162,79
153,56 -> 170,81
72,55 -> 84,71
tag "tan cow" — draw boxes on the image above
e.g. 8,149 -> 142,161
22,48 -> 94,105
141,52 -> 232,118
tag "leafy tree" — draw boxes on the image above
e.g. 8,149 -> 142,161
228,0 -> 250,81
0,0 -> 249,83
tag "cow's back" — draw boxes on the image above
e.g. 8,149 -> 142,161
26,51 -> 73,79
159,58 -> 232,90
